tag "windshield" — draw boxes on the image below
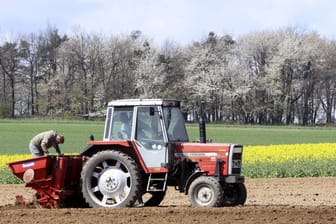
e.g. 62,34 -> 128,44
163,107 -> 189,142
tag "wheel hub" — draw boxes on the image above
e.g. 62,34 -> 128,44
98,168 -> 127,196
103,176 -> 118,191
196,186 -> 213,204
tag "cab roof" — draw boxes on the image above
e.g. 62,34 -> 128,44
107,99 -> 180,107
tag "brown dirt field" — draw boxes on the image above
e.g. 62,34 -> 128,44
1,177 -> 336,223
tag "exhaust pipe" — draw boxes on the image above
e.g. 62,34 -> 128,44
199,115 -> 206,143
199,100 -> 206,143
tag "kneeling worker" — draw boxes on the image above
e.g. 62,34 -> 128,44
29,130 -> 64,157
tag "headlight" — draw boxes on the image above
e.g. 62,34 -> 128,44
233,147 -> 242,153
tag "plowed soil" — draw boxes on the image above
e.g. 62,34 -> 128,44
1,177 -> 336,223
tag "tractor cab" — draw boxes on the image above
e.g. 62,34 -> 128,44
104,99 -> 189,142
102,99 -> 189,170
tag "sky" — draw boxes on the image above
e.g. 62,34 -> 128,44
0,0 -> 336,46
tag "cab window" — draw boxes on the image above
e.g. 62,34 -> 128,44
110,107 -> 133,140
163,107 -> 189,142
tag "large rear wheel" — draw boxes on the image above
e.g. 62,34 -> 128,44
188,176 -> 223,207
81,151 -> 142,208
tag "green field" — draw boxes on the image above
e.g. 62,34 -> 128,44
1,119 -> 336,154
2,119 -> 336,183
188,124 -> 336,145
0,119 -> 104,154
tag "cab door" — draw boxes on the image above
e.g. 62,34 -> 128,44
134,106 -> 168,170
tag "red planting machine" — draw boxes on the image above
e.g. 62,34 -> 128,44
8,99 -> 246,208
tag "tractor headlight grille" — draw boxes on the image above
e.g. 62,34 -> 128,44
229,145 -> 243,175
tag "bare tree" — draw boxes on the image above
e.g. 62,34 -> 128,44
134,40 -> 165,98
236,30 -> 281,124
35,26 -> 67,115
158,40 -> 188,100
58,29 -> 103,115
19,34 -> 41,115
185,32 -> 236,121
0,41 -> 21,117
318,39 -> 336,124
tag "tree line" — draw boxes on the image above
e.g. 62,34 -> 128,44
1,26 -> 336,125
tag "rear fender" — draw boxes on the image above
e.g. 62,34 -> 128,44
80,140 -> 149,173
80,140 -> 133,156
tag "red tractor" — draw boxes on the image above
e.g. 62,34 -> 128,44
8,99 -> 246,208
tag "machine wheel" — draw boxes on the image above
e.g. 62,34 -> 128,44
222,183 -> 247,206
188,176 -> 223,207
81,151 -> 142,208
143,191 -> 166,206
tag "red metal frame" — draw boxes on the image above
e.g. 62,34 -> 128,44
8,155 -> 84,208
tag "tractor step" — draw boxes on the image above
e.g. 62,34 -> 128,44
146,173 -> 168,192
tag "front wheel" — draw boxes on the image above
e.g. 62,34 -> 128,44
222,183 -> 247,206
81,151 -> 142,208
188,176 -> 223,207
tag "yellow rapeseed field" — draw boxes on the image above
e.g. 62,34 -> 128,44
0,154 -> 31,169
2,143 -> 335,182
243,143 -> 336,164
